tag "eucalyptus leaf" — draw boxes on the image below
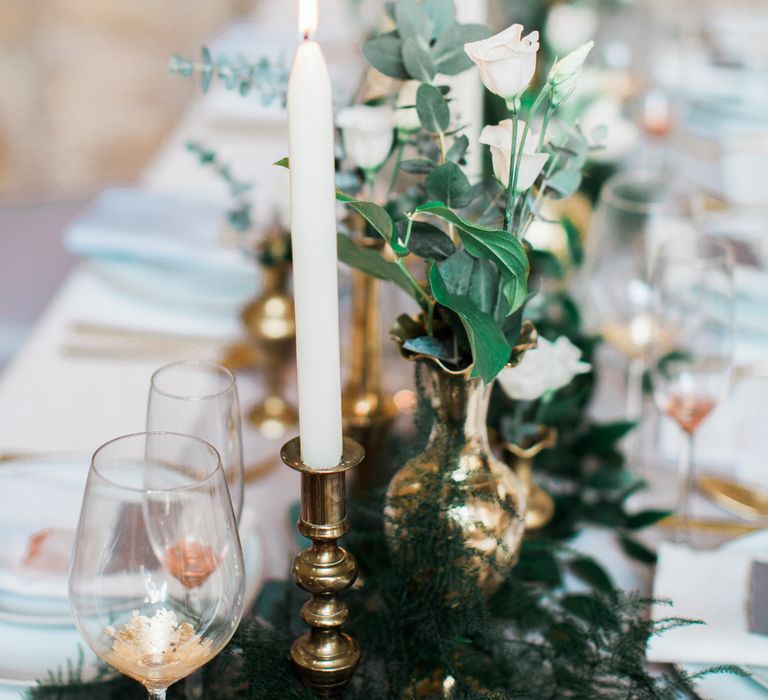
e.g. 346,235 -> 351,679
337,234 -> 419,304
395,0 -> 432,43
619,534 -> 658,565
624,509 -> 672,530
562,215 -> 584,266
416,83 -> 450,134
415,203 -> 529,315
400,158 -> 437,175
422,0 -> 455,38
546,169 -> 582,198
587,469 -> 640,491
201,46 -> 214,93
568,558 -> 616,599
397,220 -> 455,261
345,201 -> 393,242
362,35 -> 409,79
561,594 -> 618,629
446,134 -> 469,164
429,263 -> 511,382
432,24 -> 491,75
403,37 -> 437,83
425,162 -> 474,209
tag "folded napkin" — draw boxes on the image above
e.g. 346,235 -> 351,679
647,542 -> 768,666
65,187 -> 254,275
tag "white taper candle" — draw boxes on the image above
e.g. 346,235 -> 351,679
287,0 -> 344,469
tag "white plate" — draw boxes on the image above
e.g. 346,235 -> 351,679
92,259 -> 258,312
683,530 -> 768,699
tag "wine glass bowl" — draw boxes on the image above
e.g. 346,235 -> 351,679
147,361 -> 244,522
69,432 -> 245,699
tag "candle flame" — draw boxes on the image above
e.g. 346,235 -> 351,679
298,0 -> 318,38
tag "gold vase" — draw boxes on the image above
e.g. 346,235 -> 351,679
241,263 -> 298,438
341,233 -> 397,494
503,426 -> 557,532
385,360 -> 526,596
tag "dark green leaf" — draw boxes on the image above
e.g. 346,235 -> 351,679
362,35 -> 408,79
568,558 -> 616,599
624,509 -> 672,530
416,203 -> 529,315
403,38 -> 437,83
274,157 -> 290,169
577,421 -> 636,453
446,134 -> 469,163
561,594 -> 618,629
337,234 -> 420,303
416,83 -> 450,134
402,335 -> 456,362
395,0 -> 431,42
345,201 -> 393,242
589,500 -> 626,527
432,24 -> 491,75
425,162 -> 474,209
429,262 -> 511,382
587,469 -> 640,491
400,158 -> 437,175
619,534 -> 658,565
516,548 -> 562,586
397,221 -> 455,261
422,0 -> 455,38
562,215 -> 584,266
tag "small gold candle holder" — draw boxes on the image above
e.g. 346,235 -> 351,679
503,426 -> 557,531
280,437 -> 365,699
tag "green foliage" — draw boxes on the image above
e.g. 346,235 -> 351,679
186,141 -> 253,233
169,48 -> 287,105
361,3 -> 490,81
415,83 -> 450,133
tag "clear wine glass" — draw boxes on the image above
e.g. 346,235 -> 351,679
69,432 -> 245,700
147,361 -> 244,522
649,236 -> 735,542
585,171 -> 674,415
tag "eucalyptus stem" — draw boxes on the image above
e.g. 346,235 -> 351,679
537,102 -> 556,153
364,170 -> 377,202
438,131 -> 448,163
387,141 -> 406,197
396,257 -> 432,309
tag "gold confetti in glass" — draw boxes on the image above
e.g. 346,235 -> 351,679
69,432 -> 245,699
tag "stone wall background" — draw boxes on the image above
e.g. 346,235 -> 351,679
0,0 -> 248,200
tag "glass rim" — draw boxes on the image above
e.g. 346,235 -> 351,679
150,360 -> 236,402
91,431 -> 224,494
599,169 -> 671,215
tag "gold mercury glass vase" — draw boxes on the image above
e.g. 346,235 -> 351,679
385,359 -> 527,596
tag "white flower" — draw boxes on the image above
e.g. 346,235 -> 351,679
548,41 -> 594,106
395,80 -> 421,133
464,24 -> 539,101
497,336 -> 591,401
545,4 -> 598,55
479,119 -> 549,190
336,104 -> 396,172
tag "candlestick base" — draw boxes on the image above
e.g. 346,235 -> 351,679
280,437 -> 365,699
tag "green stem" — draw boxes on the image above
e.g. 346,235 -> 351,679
504,101 -> 519,234
364,170 -> 377,202
387,141 -> 406,197
438,131 -> 448,163
396,257 -> 431,308
537,102 -> 555,153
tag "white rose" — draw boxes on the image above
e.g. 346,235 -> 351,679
336,104 -> 396,172
497,336 -> 591,401
464,24 -> 540,102
545,4 -> 598,55
479,119 -> 549,190
395,80 -> 421,133
548,41 -> 594,106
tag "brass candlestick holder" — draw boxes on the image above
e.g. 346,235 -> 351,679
242,259 -> 298,438
280,436 -> 365,699
503,426 -> 557,531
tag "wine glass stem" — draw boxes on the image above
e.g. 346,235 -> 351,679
677,430 -> 696,543
148,690 -> 166,700
625,358 -> 646,464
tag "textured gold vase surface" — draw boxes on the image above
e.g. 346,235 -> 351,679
386,361 -> 526,595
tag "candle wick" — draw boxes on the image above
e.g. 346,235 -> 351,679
303,31 -> 311,41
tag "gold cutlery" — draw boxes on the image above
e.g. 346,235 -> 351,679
699,475 -> 768,520
657,515 -> 764,537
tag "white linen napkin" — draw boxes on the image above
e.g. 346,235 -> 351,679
64,187 -> 253,275
647,542 -> 768,666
